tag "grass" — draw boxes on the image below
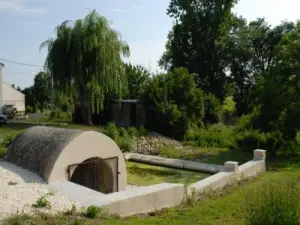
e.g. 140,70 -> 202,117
126,161 -> 210,186
4,157 -> 300,225
158,145 -> 252,165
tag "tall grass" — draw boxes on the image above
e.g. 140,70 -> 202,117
184,124 -> 235,148
244,178 -> 300,225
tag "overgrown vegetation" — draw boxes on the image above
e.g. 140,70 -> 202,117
244,178 -> 300,225
102,123 -> 147,152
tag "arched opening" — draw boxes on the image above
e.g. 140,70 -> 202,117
69,157 -> 114,194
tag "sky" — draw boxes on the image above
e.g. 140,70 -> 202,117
0,0 -> 300,89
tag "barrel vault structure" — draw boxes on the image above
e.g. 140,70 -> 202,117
5,126 -> 127,193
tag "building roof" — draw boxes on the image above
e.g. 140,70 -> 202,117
2,82 -> 25,96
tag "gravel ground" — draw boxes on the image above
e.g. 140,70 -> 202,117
0,161 -> 80,220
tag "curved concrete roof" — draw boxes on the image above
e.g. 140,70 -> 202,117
5,126 -> 127,191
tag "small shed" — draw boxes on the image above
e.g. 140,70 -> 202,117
111,99 -> 145,127
5,126 -> 127,193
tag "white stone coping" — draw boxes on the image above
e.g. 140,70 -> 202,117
124,153 -> 225,174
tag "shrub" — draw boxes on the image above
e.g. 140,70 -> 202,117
184,125 -> 235,148
116,136 -> 132,152
221,96 -> 237,124
143,67 -> 205,140
84,205 -> 102,218
159,145 -> 180,159
204,94 -> 222,125
244,178 -> 300,225
118,127 -> 128,137
26,106 -> 34,114
137,126 -> 148,137
103,123 -> 119,140
235,129 -> 285,156
128,127 -> 138,137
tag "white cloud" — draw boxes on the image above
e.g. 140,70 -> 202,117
0,0 -> 45,15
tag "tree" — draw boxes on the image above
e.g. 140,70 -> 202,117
159,0 -> 238,99
143,67 -> 204,139
22,86 -> 37,113
33,71 -> 51,112
124,63 -> 150,99
40,10 -> 130,125
256,23 -> 300,140
227,17 -> 295,115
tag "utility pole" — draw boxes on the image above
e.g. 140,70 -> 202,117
0,62 -> 4,114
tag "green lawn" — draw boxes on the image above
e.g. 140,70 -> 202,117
126,161 -> 210,186
4,158 -> 300,225
159,146 -> 253,165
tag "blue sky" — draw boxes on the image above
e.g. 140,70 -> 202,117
0,0 -> 300,89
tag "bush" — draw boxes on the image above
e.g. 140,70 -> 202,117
235,129 -> 285,156
26,106 -> 34,114
84,205 -> 102,218
159,145 -> 180,159
184,125 -> 235,148
244,178 -> 300,225
48,109 -> 70,122
204,94 -> 222,125
103,123 -> 119,140
221,96 -> 237,124
116,136 -> 132,152
143,67 -> 205,139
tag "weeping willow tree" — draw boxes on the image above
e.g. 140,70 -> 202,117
40,10 -> 130,125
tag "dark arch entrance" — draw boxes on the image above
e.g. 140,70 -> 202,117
68,157 -> 115,194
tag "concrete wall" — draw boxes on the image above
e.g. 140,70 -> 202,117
51,149 -> 267,217
189,150 -> 266,195
52,181 -> 185,217
2,82 -> 25,112
124,153 -> 224,173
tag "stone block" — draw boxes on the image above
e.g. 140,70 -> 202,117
224,161 -> 239,172
253,149 -> 267,161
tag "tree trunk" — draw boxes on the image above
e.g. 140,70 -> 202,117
79,93 -> 93,126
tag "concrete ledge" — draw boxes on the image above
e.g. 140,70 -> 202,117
188,150 -> 267,196
124,153 -> 224,173
51,181 -> 185,217
51,149 -> 267,217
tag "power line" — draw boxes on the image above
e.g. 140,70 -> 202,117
0,57 -> 43,68
4,71 -> 39,76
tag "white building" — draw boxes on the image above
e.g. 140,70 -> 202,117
0,63 -> 25,114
